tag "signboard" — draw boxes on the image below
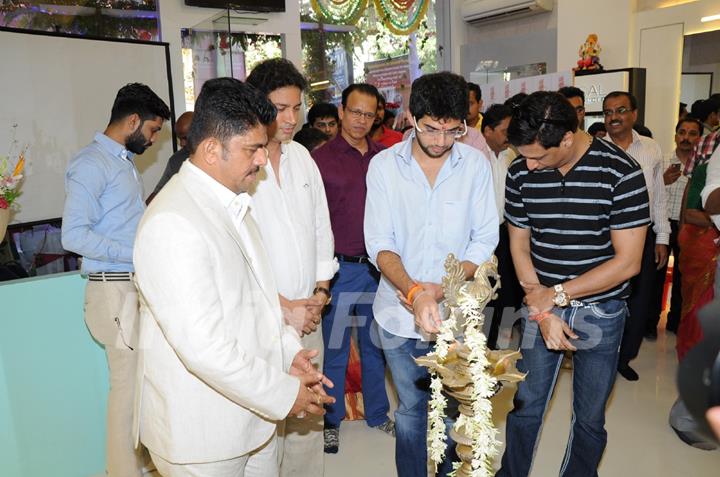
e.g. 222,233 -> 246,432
365,55 -> 411,111
574,71 -> 630,113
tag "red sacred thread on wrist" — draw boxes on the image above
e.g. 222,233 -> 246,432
529,311 -> 551,323
406,283 -> 423,304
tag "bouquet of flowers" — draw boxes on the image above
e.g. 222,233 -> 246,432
0,149 -> 25,210
1,123 -> 26,210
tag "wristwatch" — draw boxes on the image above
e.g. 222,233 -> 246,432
552,284 -> 570,307
313,286 -> 332,305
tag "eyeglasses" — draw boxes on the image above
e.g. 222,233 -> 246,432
602,106 -> 634,117
413,116 -> 468,140
345,108 -> 376,121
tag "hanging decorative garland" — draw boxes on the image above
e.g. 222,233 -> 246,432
373,0 -> 429,35
310,0 -> 369,26
311,0 -> 429,35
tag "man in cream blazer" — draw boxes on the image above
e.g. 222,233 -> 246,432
133,78 -> 333,476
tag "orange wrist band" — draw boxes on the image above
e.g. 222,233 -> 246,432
529,311 -> 551,323
406,283 -> 422,304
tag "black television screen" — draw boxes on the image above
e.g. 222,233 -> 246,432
185,0 -> 285,12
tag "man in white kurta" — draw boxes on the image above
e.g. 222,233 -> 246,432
247,58 -> 338,477
133,77 -> 333,477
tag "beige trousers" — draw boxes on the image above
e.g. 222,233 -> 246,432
278,327 -> 324,477
150,435 -> 278,477
84,280 -> 145,477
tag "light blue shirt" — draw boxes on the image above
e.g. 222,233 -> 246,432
364,136 -> 499,339
62,132 -> 145,273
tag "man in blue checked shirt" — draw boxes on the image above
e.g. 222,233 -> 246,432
62,83 -> 170,477
364,72 -> 499,477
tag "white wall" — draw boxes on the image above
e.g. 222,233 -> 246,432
158,0 -> 302,115
635,0 -> 720,152
639,23 -> 684,152
556,0 -> 637,73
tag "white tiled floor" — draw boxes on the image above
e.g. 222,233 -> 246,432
325,328 -> 720,476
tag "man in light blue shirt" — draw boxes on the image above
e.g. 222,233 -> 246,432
364,72 -> 498,477
62,83 -> 170,477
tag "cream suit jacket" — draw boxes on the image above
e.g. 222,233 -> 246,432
133,162 -> 302,464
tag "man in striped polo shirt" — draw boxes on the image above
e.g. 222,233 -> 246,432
497,92 -> 650,477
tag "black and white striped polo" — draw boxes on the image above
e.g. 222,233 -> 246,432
504,138 -> 651,303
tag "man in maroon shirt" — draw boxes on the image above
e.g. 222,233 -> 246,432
312,83 -> 393,453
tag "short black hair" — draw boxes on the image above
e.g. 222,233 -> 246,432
246,58 -> 308,96
186,78 -> 276,155
558,86 -> 585,104
376,93 -> 386,109
602,91 -> 638,110
507,91 -> 578,148
307,102 -> 339,124
691,98 -> 720,122
468,82 -> 482,101
409,72 -> 469,121
293,127 -> 329,152
633,124 -> 653,138
481,103 -> 512,132
675,117 -> 702,133
341,83 -> 380,108
504,92 -> 528,109
109,83 -> 171,125
587,122 -> 606,136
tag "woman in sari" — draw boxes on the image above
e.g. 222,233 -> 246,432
677,162 -> 719,360
669,162 -> 720,450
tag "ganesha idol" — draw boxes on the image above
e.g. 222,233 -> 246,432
575,33 -> 604,72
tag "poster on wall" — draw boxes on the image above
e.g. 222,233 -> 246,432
365,55 -> 411,113
479,71 -> 574,109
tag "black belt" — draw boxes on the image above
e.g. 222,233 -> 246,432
86,272 -> 134,282
336,254 -> 370,264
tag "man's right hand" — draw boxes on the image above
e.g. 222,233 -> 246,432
537,314 -> 578,351
288,372 -> 335,418
663,164 -> 682,185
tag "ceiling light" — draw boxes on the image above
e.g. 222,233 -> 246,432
701,13 -> 720,22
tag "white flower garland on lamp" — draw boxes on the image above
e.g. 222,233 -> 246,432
424,257 -> 502,477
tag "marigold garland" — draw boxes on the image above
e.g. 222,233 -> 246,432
374,0 -> 430,35
311,0 -> 429,35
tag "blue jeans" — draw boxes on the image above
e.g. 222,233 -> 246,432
379,328 -> 458,477
497,299 -> 627,477
322,261 -> 390,428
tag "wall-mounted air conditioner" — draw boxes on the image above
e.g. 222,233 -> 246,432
461,0 -> 554,25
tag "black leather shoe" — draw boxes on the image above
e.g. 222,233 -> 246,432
644,329 -> 658,341
618,363 -> 639,381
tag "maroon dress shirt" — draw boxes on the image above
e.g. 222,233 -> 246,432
312,134 -> 385,256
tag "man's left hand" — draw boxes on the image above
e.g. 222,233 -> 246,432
655,244 -> 669,270
520,281 -> 554,315
305,292 -> 328,322
290,349 -> 334,389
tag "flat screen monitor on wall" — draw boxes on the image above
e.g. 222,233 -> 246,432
184,0 -> 285,12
